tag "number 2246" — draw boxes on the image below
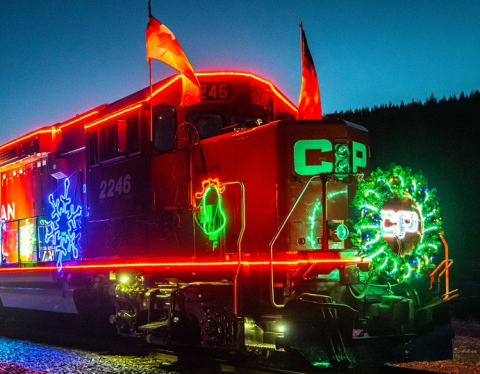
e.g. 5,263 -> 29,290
99,174 -> 131,199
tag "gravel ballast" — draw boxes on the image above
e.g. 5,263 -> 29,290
0,337 -> 173,374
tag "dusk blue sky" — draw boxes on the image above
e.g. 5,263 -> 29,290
1,1 -> 479,144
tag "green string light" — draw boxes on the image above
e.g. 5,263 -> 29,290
307,199 -> 321,248
194,179 -> 227,238
351,165 -> 443,282
200,186 -> 227,236
306,189 -> 348,249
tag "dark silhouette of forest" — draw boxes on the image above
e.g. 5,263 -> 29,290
329,90 -> 480,281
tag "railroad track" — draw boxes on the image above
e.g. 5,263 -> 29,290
0,313 -> 440,374
149,347 -> 439,374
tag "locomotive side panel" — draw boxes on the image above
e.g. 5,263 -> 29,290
234,124 -> 279,255
188,134 -> 239,256
85,110 -> 152,259
276,121 -> 369,253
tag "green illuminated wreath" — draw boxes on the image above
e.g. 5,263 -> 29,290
351,165 -> 443,282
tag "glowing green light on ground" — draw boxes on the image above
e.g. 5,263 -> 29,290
312,362 -> 331,368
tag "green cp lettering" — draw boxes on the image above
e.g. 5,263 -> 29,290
294,139 -> 367,176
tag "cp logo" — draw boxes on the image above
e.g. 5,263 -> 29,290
293,139 -> 367,176
381,210 -> 419,239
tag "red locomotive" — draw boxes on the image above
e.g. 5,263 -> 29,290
0,71 -> 454,367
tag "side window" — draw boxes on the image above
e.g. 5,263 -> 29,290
153,105 -> 176,153
126,115 -> 140,154
186,111 -> 223,139
19,218 -> 37,263
231,115 -> 264,130
88,130 -> 99,165
100,125 -> 117,161
2,221 -> 18,264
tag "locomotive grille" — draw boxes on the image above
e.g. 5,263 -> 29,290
0,147 -> 18,167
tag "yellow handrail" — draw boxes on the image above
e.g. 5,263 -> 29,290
429,236 -> 457,299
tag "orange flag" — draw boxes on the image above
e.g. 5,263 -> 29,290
297,24 -> 322,120
146,16 -> 201,107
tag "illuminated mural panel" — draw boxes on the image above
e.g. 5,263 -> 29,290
19,218 -> 37,263
45,178 -> 83,270
194,178 -> 227,243
1,222 -> 18,263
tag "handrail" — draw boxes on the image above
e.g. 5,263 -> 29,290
269,175 -> 320,308
222,181 -> 246,315
429,235 -> 457,300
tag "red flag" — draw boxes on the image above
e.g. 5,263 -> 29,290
146,16 -> 200,107
297,24 -> 322,120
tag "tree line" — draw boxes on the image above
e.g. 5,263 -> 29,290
329,90 -> 480,278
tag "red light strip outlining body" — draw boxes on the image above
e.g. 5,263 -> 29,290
148,75 -> 182,100
0,107 -> 105,151
82,72 -> 297,131
58,108 -> 103,129
0,258 -> 366,273
196,72 -> 298,113
0,129 -> 57,153
84,104 -> 143,129
0,72 -> 296,149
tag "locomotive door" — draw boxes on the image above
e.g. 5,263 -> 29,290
85,113 -> 152,258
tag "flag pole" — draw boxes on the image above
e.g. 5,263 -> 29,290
149,59 -> 153,143
299,22 -> 303,62
148,0 -> 153,144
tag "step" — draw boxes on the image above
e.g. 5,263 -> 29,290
138,320 -> 168,332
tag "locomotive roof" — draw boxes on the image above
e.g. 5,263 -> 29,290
0,71 -> 294,150
98,74 -> 177,118
96,71 -> 293,121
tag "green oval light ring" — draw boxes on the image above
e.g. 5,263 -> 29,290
336,224 -> 349,241
351,165 -> 443,283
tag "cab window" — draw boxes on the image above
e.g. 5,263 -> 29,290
126,115 -> 140,154
186,111 -> 223,139
153,105 -> 176,153
231,115 -> 264,130
88,130 -> 99,165
100,125 -> 117,161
